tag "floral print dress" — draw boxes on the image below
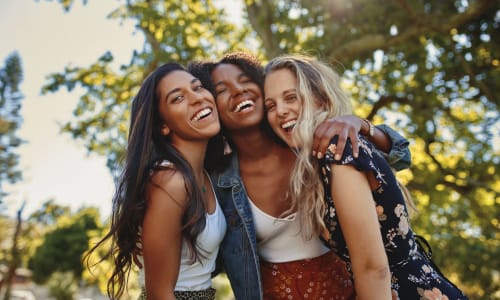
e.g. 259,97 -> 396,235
319,136 -> 468,300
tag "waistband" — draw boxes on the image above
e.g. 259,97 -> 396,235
139,287 -> 216,300
260,250 -> 342,271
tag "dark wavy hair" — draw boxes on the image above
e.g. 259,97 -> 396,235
84,63 -> 208,299
189,51 -> 284,171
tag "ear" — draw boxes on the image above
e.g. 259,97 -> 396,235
160,123 -> 171,136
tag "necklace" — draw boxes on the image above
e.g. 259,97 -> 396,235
200,170 -> 208,194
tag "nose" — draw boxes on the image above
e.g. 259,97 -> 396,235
232,82 -> 248,96
276,103 -> 289,118
189,90 -> 205,105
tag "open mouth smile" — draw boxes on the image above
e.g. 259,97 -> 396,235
192,107 -> 213,121
233,99 -> 255,112
281,119 -> 296,133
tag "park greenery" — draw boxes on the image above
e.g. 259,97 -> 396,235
0,0 -> 498,299
0,52 -> 23,205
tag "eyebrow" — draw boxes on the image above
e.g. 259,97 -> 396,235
265,88 -> 296,102
164,78 -> 200,100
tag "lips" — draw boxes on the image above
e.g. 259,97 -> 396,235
191,107 -> 212,121
233,99 -> 255,112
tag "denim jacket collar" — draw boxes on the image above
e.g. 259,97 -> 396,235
216,154 -> 241,188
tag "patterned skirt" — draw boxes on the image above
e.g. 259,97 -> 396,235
139,287 -> 216,300
260,251 -> 355,299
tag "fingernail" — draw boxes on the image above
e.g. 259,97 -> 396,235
312,150 -> 316,157
335,154 -> 341,161
353,151 -> 359,158
317,152 -> 323,159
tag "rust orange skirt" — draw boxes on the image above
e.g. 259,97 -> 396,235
260,251 -> 355,300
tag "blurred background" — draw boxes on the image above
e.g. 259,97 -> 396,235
0,0 -> 498,299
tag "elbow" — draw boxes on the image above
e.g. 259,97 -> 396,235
372,264 -> 391,280
362,262 -> 391,281
354,258 -> 391,281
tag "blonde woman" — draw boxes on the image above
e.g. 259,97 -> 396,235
263,54 -> 468,300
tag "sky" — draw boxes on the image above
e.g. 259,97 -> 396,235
0,0 -> 145,218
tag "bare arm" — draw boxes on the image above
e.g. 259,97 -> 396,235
142,170 -> 186,300
313,115 -> 392,159
330,164 -> 392,300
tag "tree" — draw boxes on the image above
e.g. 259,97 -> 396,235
47,271 -> 78,300
1,202 -> 25,300
39,0 -> 499,298
28,206 -> 100,283
42,0 -> 248,175
0,52 -> 23,205
244,1 -> 499,297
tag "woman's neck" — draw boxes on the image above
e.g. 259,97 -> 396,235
229,127 -> 277,160
229,127 -> 295,168
173,139 -> 208,174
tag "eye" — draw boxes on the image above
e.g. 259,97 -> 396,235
172,94 -> 184,103
264,101 -> 276,112
215,88 -> 227,96
285,94 -> 297,102
194,84 -> 204,91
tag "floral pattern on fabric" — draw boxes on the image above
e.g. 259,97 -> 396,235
260,251 -> 355,300
319,136 -> 468,300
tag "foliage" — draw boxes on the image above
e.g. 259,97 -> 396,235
213,273 -> 235,300
47,271 -> 78,300
0,52 -> 23,205
41,0 -> 249,174
28,199 -> 71,227
0,216 -> 12,263
39,0 -> 499,298
1,203 -> 25,300
27,205 -> 100,283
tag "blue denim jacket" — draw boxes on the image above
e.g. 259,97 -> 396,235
210,125 -> 411,300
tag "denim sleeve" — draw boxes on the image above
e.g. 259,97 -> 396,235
375,124 -> 412,171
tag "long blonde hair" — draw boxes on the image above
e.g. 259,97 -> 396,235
264,54 -> 353,239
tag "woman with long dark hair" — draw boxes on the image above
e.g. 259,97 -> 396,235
85,63 -> 226,300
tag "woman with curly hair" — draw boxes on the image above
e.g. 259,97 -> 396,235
189,52 -> 412,299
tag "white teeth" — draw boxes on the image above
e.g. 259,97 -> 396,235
234,100 -> 254,112
192,108 -> 211,121
281,120 -> 296,129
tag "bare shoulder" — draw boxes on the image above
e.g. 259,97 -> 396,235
148,166 -> 188,209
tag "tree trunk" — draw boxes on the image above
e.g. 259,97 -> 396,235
2,202 -> 25,300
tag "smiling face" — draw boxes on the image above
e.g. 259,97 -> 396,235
264,68 -> 302,148
157,70 -> 220,144
210,63 -> 264,132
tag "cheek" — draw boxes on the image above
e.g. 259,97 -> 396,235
293,102 -> 303,115
266,111 -> 279,130
215,95 -> 228,111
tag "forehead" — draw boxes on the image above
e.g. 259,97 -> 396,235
211,63 -> 245,82
264,69 -> 297,98
265,68 -> 296,87
160,70 -> 194,87
157,70 -> 195,93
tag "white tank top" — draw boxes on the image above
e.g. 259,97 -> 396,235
175,198 -> 226,290
249,199 -> 329,263
138,197 -> 226,291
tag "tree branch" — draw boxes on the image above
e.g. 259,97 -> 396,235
329,0 -> 495,62
366,95 -> 412,120
245,0 -> 281,58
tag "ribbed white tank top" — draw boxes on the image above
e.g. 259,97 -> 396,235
249,199 -> 329,263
